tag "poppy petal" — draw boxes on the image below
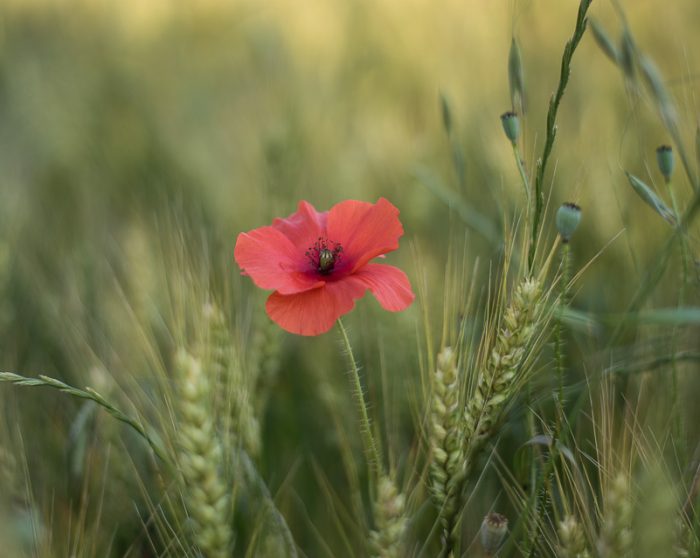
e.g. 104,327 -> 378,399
234,227 -> 324,294
272,201 -> 328,249
265,279 -> 367,336
352,263 -> 415,311
327,198 -> 404,273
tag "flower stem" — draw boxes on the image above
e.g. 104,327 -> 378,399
337,318 -> 383,478
554,241 -> 571,421
664,176 -> 687,452
512,142 -> 531,201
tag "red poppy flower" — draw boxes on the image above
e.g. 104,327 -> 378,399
234,198 -> 415,336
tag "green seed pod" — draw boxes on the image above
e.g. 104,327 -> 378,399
625,171 -> 676,225
640,56 -> 667,103
480,512 -> 508,555
439,92 -> 453,135
656,145 -> 675,182
640,56 -> 677,130
619,29 -> 636,83
500,111 -> 520,144
556,202 -> 582,243
508,37 -> 525,114
589,19 -> 619,64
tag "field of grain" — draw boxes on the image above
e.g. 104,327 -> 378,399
1,1 -> 699,556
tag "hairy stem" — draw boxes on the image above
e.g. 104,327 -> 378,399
554,242 -> 571,418
337,318 -> 383,478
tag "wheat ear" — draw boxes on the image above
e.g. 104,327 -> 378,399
439,276 -> 546,556
369,475 -> 407,558
597,472 -> 632,558
176,349 -> 232,558
464,277 -> 544,462
203,304 -> 260,459
429,347 -> 466,532
558,515 -> 591,558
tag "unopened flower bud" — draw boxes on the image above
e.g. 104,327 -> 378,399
556,203 -> 582,243
480,512 -> 508,555
656,145 -> 675,182
500,111 -> 520,144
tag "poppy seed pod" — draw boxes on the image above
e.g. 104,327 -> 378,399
556,203 -> 582,243
500,111 -> 520,144
480,512 -> 508,555
656,145 -> 675,182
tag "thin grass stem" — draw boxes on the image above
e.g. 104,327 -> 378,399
529,0 -> 592,269
0,371 -> 170,466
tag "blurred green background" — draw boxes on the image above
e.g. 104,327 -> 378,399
1,0 -> 699,555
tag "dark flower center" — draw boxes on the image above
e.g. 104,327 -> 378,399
306,237 -> 343,275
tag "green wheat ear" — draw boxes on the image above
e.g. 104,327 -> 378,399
369,475 -> 407,558
463,276 -> 545,462
557,515 -> 591,558
598,472 -> 632,558
203,303 -> 261,459
251,315 -> 282,415
433,272 -> 551,556
175,349 -> 232,558
429,346 -> 465,527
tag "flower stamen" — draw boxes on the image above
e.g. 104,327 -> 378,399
306,237 -> 343,275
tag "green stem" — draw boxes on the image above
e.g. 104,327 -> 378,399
528,0 -> 592,269
337,318 -> 383,479
512,142 -> 531,200
0,371 -> 171,466
665,177 -> 687,452
554,242 -> 571,417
